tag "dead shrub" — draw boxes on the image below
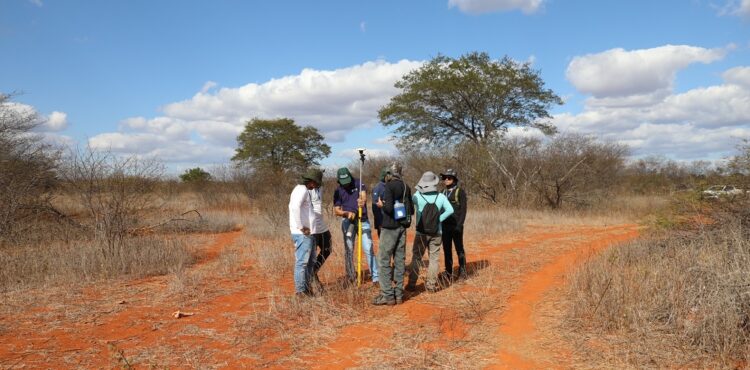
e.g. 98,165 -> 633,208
0,236 -> 193,292
568,209 -> 750,366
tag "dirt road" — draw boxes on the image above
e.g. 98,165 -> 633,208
0,224 -> 638,369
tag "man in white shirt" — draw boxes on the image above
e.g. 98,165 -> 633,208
289,168 -> 325,297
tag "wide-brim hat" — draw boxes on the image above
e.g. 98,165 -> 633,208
301,168 -> 324,185
416,171 -> 439,193
440,169 -> 458,180
336,167 -> 353,185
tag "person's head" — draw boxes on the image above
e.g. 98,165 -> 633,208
440,169 -> 458,187
416,171 -> 439,194
379,166 -> 390,182
336,167 -> 355,189
387,161 -> 403,181
300,168 -> 324,189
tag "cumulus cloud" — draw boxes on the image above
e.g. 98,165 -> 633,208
566,45 -> 728,98
89,59 -> 423,164
42,111 -> 68,131
448,0 -> 543,14
718,0 -> 750,18
556,61 -> 750,159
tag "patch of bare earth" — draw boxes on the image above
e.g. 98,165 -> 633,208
0,224 -> 640,369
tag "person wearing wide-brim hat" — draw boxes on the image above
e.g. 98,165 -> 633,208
289,168 -> 326,297
406,171 -> 454,293
440,169 -> 468,280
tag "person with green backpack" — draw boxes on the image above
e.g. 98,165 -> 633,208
406,171 -> 454,293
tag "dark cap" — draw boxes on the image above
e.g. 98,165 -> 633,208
439,169 -> 458,180
301,168 -> 324,185
336,167 -> 353,185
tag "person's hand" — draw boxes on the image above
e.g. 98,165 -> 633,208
357,198 -> 366,208
347,212 -> 356,221
301,227 -> 311,235
376,197 -> 383,208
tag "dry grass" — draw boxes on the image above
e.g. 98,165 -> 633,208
0,236 -> 193,292
567,213 -> 750,368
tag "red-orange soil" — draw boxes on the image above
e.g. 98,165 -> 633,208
0,224 -> 639,369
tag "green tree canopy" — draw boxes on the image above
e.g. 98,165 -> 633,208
378,52 -> 562,150
179,167 -> 212,183
232,118 -> 331,172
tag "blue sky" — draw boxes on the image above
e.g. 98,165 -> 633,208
2,0 -> 749,172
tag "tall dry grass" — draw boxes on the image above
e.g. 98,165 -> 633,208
0,236 -> 193,292
568,205 -> 750,367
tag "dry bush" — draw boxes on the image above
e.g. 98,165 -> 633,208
61,149 -> 166,248
0,236 -> 192,292
0,93 -> 60,244
568,208 -> 750,367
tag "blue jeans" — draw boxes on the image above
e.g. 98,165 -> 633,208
341,218 -> 379,282
291,233 -> 316,293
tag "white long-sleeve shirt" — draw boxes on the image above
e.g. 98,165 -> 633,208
309,187 -> 329,233
288,185 -> 327,234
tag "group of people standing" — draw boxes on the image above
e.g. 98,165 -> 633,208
288,161 -> 468,306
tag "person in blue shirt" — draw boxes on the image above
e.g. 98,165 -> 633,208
333,167 -> 379,286
406,171 -> 454,293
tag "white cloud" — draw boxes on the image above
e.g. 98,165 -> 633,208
200,81 -> 218,94
555,63 -> 750,159
89,59 -> 423,164
719,0 -> 750,18
360,21 -> 366,32
448,0 -> 543,14
724,66 -> 750,88
566,45 -> 728,98
28,0 -> 43,7
43,111 -> 68,131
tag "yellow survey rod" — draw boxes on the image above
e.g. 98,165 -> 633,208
357,204 -> 363,286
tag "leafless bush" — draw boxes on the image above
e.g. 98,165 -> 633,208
568,211 -> 750,366
0,93 -> 60,244
531,134 -> 628,209
61,148 -> 166,250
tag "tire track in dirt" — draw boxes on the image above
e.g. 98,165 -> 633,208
486,224 -> 640,369
304,224 -> 640,369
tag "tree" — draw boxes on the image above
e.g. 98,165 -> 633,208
379,52 -> 562,150
179,167 -> 212,183
0,93 -> 59,243
232,118 -> 331,172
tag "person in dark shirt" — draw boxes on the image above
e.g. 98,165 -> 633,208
440,169 -> 469,280
372,162 -> 413,306
333,167 -> 379,285
371,167 -> 389,237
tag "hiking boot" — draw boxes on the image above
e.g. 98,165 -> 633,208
372,294 -> 396,306
405,283 -> 417,291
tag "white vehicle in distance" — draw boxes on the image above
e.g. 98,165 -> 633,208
701,185 -> 743,199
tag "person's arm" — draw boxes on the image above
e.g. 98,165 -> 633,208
333,189 -> 355,220
438,194 -> 454,223
289,187 -> 309,234
457,189 -> 468,228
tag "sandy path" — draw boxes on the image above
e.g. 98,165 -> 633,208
0,224 -> 640,369
304,224 -> 640,369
